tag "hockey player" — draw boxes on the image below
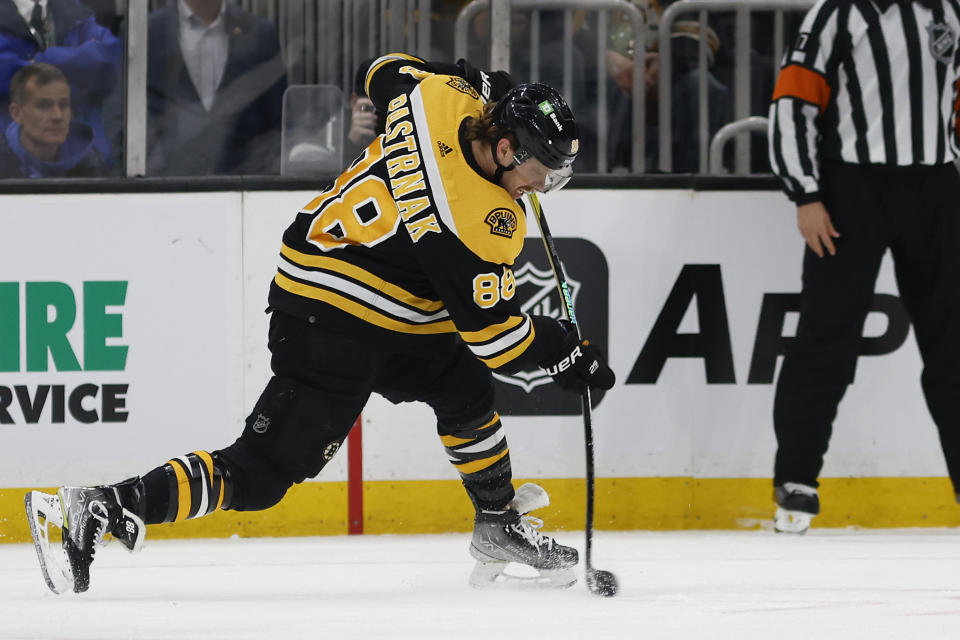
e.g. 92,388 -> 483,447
25,53 -> 615,594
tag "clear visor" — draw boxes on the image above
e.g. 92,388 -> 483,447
513,156 -> 574,193
542,164 -> 573,192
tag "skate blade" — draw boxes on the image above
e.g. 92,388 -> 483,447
773,507 -> 812,534
469,560 -> 577,590
24,491 -> 73,594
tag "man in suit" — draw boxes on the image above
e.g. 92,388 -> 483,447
0,0 -> 121,168
146,0 -> 287,176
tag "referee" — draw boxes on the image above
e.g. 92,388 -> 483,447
768,0 -> 960,533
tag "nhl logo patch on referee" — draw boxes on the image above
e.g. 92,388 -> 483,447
927,21 -> 956,64
485,208 -> 518,238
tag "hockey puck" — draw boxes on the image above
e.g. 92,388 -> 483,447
587,569 -> 618,597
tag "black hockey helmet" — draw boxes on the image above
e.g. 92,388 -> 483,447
491,83 -> 579,192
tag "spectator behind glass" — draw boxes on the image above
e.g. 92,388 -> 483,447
467,8 -> 596,171
0,0 -> 121,168
146,0 -> 286,176
605,1 -> 731,173
343,57 -> 378,165
0,62 -> 104,177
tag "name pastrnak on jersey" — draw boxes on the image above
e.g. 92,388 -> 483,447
268,53 -> 563,373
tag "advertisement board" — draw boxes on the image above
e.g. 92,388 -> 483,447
1,187 -> 951,536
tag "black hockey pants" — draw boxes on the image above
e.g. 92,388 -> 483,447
773,161 -> 960,492
219,310 -> 510,511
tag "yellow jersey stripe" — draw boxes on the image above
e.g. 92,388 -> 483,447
454,448 -> 509,474
281,244 -> 444,313
459,316 -> 525,343
275,272 -> 456,334
479,324 -> 537,370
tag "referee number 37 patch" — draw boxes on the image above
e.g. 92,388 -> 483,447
927,21 -> 956,64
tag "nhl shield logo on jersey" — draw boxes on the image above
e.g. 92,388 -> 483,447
485,208 -> 518,238
927,21 -> 956,64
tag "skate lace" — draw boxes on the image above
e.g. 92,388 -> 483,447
510,515 -> 555,552
87,500 -> 112,548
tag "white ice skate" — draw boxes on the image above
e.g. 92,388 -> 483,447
468,483 -> 578,589
25,486 -> 145,594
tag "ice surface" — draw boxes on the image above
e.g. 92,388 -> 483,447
2,528 -> 959,639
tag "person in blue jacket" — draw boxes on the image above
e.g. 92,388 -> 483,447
0,62 -> 104,177
0,0 -> 121,168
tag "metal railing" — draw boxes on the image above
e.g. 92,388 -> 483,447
708,116 -> 768,174
454,0 -> 646,173
657,0 -> 815,174
118,0 -> 818,177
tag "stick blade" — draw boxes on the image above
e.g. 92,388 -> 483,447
586,568 -> 618,597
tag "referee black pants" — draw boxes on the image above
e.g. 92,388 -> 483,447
773,160 -> 960,492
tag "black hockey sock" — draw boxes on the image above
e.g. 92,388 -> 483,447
440,411 -> 515,511
140,451 -> 234,524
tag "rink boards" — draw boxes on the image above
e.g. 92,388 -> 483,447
1,188 -> 958,542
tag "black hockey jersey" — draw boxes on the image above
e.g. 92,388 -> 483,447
268,53 -> 565,373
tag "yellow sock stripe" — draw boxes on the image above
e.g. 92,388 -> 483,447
440,413 -> 501,447
194,450 -> 214,483
440,434 -> 472,447
478,413 -> 500,431
454,448 -> 509,475
193,450 -> 223,514
168,459 -> 192,523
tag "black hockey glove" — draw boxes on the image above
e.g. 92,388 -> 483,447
455,58 -> 515,102
542,328 -> 615,393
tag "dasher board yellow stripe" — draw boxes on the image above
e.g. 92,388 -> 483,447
3,477 -> 959,543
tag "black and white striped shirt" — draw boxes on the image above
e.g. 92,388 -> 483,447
769,0 -> 960,204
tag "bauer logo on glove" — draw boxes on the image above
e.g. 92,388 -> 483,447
542,333 -> 615,392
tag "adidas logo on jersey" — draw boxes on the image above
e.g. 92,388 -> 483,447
437,141 -> 454,157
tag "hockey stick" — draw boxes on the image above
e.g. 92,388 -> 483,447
528,192 -> 618,597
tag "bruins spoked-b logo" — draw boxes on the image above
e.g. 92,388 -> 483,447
446,76 -> 480,99
927,21 -> 956,64
492,238 -> 610,416
322,441 -> 341,462
485,208 -> 518,238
